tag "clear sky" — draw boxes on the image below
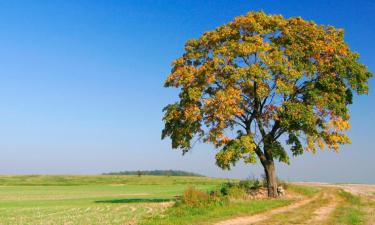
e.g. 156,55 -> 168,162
0,0 -> 373,183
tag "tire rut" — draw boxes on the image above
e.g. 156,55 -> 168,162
306,192 -> 338,224
214,195 -> 318,225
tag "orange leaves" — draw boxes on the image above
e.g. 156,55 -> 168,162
329,116 -> 351,131
183,104 -> 202,121
166,65 -> 197,88
317,139 -> 326,150
325,133 -> 351,152
204,86 -> 244,123
304,116 -> 351,153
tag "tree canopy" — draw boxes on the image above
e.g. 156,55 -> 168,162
162,12 -> 372,171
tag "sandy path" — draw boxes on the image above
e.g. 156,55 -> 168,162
306,191 -> 338,224
214,195 -> 318,225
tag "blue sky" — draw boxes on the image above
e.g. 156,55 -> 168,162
0,0 -> 373,183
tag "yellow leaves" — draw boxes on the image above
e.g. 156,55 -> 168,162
325,133 -> 351,152
256,82 -> 271,98
171,57 -> 185,66
249,63 -> 269,79
338,46 -> 348,57
204,86 -> 244,125
329,117 -> 351,131
215,148 -> 236,169
239,135 -> 256,153
215,134 -> 257,169
305,129 -> 351,153
306,136 -> 316,152
233,11 -> 284,35
166,64 -> 197,88
275,79 -> 293,94
317,139 -> 326,150
183,104 -> 201,121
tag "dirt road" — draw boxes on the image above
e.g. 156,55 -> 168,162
214,183 -> 375,225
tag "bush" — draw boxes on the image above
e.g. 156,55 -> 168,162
220,182 -> 237,196
227,186 -> 247,198
220,179 -> 262,198
177,179 -> 263,208
179,187 -> 210,207
239,179 -> 261,191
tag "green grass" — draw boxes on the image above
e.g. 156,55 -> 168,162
328,190 -> 365,225
0,175 -> 341,225
140,184 -> 321,225
140,199 -> 292,225
0,175 -> 225,225
287,184 -> 320,197
0,174 -> 225,186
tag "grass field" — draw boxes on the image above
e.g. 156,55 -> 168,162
1,175 -> 373,225
0,175 -> 225,225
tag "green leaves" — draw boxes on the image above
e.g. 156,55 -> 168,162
286,133 -> 303,156
278,101 -> 317,133
215,135 -> 257,170
162,103 -> 203,152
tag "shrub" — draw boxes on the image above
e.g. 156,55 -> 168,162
239,179 -> 261,191
179,187 -> 210,207
220,182 -> 237,196
227,186 -> 247,199
220,179 -> 262,199
209,190 -> 228,205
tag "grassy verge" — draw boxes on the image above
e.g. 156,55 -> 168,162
140,184 -> 318,225
286,184 -> 320,197
140,199 -> 292,225
328,190 -> 365,225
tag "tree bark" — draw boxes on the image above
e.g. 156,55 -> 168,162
263,160 -> 278,198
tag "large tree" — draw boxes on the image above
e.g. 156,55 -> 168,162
162,12 -> 372,197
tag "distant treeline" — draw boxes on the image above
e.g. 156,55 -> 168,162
102,170 -> 204,177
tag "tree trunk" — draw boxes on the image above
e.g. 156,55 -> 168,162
263,161 -> 278,198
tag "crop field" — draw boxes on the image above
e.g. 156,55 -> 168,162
0,175 -> 224,225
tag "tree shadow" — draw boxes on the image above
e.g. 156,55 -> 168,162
95,198 -> 171,204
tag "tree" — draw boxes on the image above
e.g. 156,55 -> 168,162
162,12 -> 372,197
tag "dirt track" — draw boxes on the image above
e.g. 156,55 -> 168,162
214,195 -> 317,225
214,183 -> 375,225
